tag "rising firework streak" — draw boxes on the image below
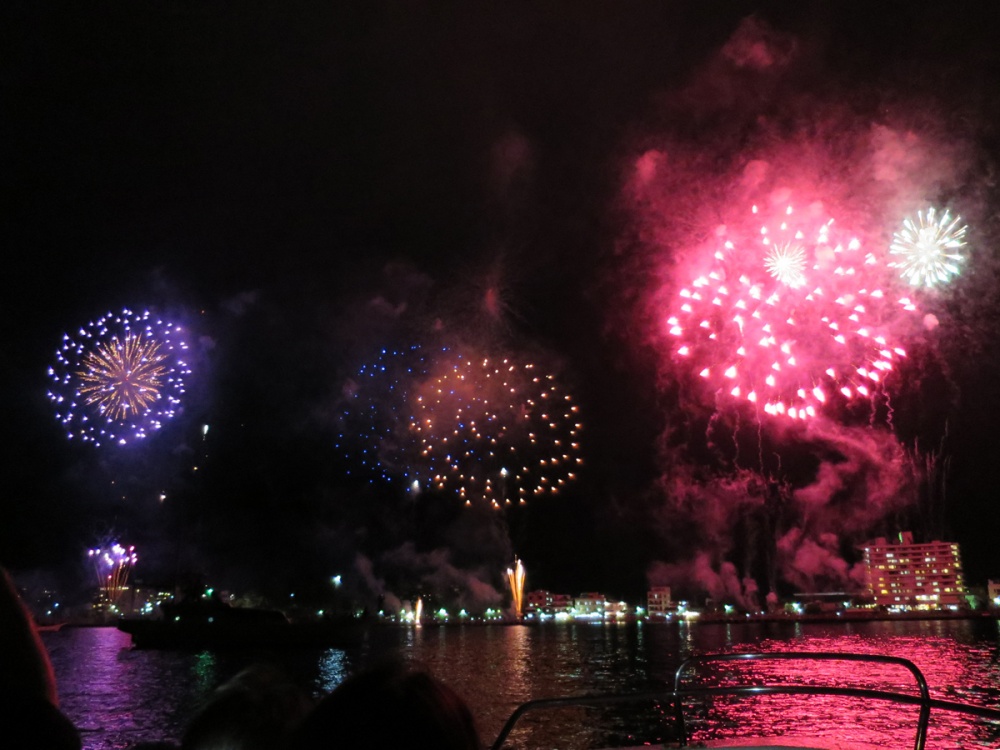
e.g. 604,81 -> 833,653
507,558 -> 526,619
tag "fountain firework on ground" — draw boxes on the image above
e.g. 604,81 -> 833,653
507,557 -> 526,619
88,543 -> 137,607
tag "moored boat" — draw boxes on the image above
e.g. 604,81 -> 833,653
117,598 -> 364,649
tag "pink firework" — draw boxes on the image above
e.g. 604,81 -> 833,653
666,201 -> 914,420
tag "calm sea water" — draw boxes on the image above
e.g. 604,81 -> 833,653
44,619 -> 1000,750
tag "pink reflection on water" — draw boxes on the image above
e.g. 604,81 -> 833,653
686,627 -> 1000,749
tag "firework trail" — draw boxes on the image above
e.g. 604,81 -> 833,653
48,309 -> 190,446
88,543 -> 137,607
338,346 -> 583,506
666,200 -> 916,420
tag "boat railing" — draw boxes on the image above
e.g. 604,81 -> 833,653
490,651 -> 1000,750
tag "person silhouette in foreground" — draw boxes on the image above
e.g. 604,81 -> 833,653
182,664 -> 314,750
0,568 -> 81,749
291,661 -> 481,750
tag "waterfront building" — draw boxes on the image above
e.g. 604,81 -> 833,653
605,599 -> 629,620
790,592 -> 855,614
989,580 -> 1000,607
574,592 -> 607,618
862,532 -> 967,609
524,590 -> 572,619
647,586 -> 672,618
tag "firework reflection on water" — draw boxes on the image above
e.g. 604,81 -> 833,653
47,619 -> 1000,750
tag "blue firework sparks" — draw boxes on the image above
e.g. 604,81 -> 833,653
48,308 -> 191,446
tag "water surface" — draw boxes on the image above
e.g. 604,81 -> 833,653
44,618 -> 1000,749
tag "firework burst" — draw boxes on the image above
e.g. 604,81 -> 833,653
48,309 -> 190,446
890,207 -> 967,288
763,242 -> 807,287
88,543 -> 137,608
411,351 -> 582,506
666,202 -> 913,420
338,346 -> 583,506
77,334 -> 168,421
336,345 -> 434,485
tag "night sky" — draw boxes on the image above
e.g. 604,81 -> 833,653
4,2 -> 1000,611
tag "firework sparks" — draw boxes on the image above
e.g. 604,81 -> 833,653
666,202 -> 911,419
77,334 -> 168,421
338,346 -> 583,506
763,242 -> 807,287
507,558 -> 526,619
335,345 -> 434,486
48,309 -> 190,446
88,543 -> 137,609
410,351 -> 582,507
890,207 -> 967,288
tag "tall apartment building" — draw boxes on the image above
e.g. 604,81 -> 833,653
862,532 -> 967,609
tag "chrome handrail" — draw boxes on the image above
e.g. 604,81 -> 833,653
490,652 -> 1000,750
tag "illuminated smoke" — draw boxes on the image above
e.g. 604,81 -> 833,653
380,541 -> 504,613
623,15 -> 980,604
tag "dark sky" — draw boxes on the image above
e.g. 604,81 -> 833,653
3,2 -> 1000,610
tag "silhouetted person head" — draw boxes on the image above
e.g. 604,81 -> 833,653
182,664 -> 313,750
291,661 -> 480,750
0,568 -> 81,749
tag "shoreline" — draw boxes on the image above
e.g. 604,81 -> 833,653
43,608 -> 997,633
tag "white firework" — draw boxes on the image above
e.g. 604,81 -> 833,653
763,242 -> 807,287
890,208 -> 967,288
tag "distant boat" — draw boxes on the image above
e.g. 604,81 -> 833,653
35,622 -> 66,633
117,599 -> 364,650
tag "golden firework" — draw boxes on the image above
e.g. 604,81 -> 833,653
77,334 -> 168,421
